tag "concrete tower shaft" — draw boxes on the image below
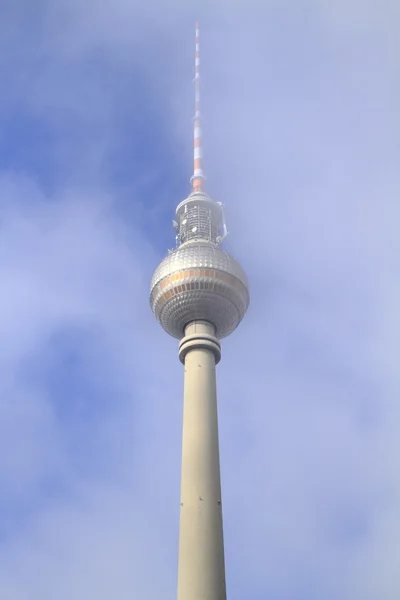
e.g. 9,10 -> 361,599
177,321 -> 226,600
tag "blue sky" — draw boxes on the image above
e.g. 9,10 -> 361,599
0,1 -> 399,598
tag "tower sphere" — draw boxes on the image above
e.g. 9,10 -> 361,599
150,239 -> 249,339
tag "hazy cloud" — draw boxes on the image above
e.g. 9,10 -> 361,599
0,1 -> 399,599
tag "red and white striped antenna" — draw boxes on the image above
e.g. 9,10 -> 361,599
190,22 -> 206,193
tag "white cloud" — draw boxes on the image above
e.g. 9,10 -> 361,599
206,5 -> 400,597
0,1 -> 399,598
1,483 -> 176,600
0,172 -> 180,597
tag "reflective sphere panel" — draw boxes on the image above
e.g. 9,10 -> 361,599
150,242 -> 249,339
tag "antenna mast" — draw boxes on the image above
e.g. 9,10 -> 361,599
191,22 -> 205,193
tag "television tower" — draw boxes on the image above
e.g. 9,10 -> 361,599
150,22 -> 249,600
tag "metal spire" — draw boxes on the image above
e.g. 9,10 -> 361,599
191,22 -> 205,193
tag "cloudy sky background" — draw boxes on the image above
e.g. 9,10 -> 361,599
0,1 -> 399,598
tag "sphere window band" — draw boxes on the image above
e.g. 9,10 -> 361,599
158,268 -> 239,290
158,280 -> 237,302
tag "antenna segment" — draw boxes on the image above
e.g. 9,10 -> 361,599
191,22 -> 205,193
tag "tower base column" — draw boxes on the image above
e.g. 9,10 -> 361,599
177,320 -> 226,600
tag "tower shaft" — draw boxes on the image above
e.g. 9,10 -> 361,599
177,321 -> 227,600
